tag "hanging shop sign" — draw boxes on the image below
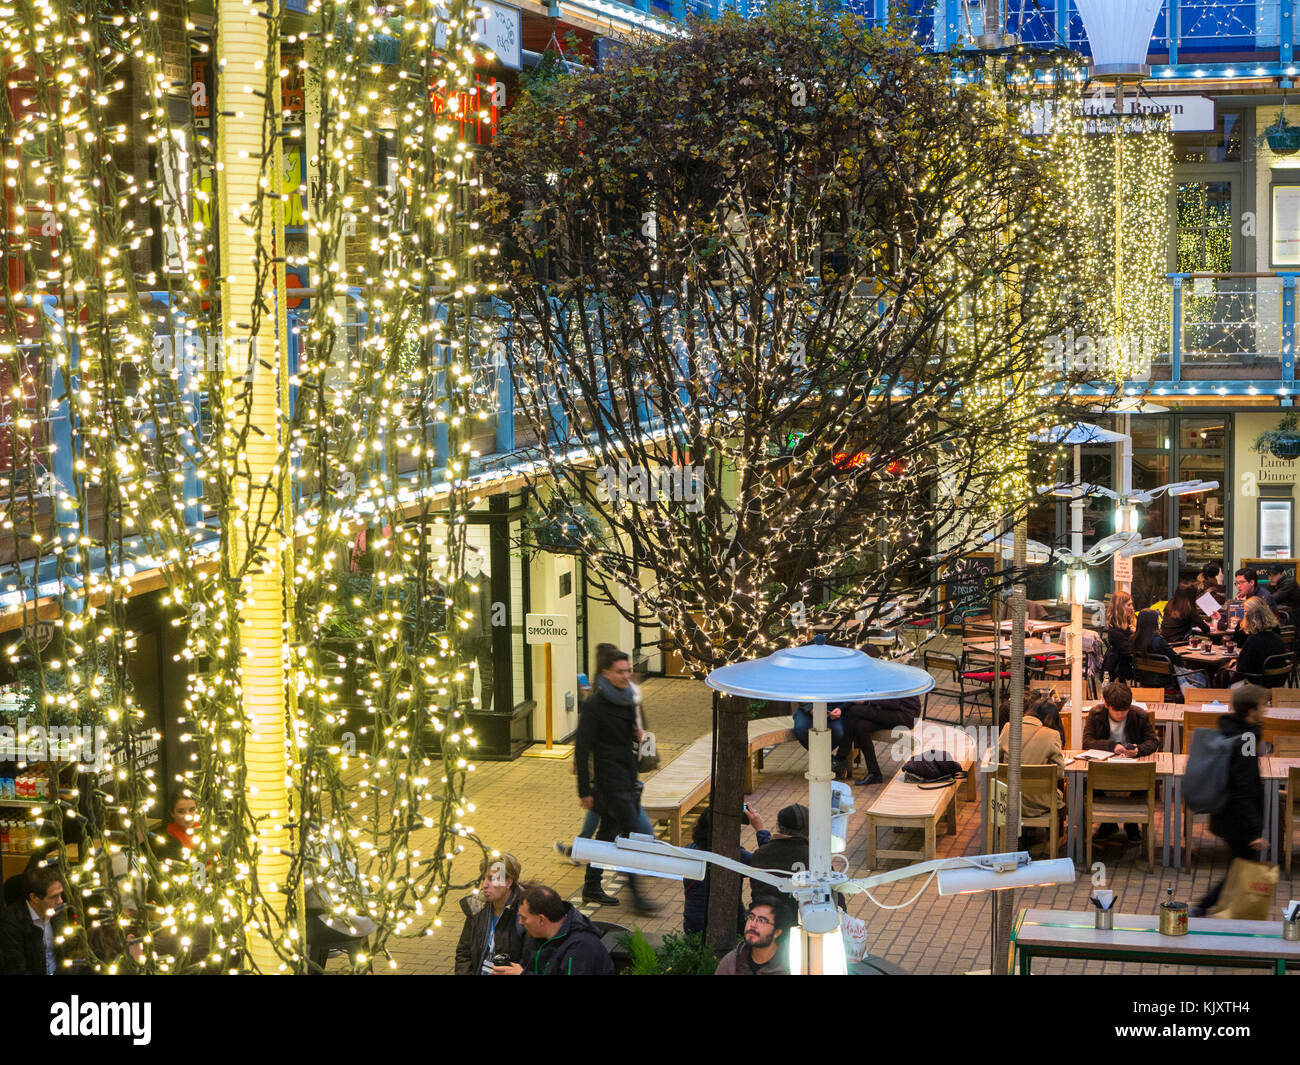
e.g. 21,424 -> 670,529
1029,93 -> 1214,135
435,2 -> 520,69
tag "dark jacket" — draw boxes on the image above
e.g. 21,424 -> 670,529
1271,575 -> 1300,617
1234,628 -> 1287,685
1102,625 -> 1135,682
575,686 -> 639,799
748,835 -> 809,906
526,903 -> 614,975
0,899 -> 53,975
1082,704 -> 1159,757
1209,714 -> 1263,845
1160,609 -> 1209,645
455,885 -> 531,975
1134,633 -> 1186,686
715,940 -> 789,975
683,830 -> 770,936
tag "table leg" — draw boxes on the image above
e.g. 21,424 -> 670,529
1067,767 -> 1082,868
1019,948 -> 1031,976
1162,773 -> 1172,868
979,764 -> 988,855
1173,777 -> 1183,872
1267,780 -> 1281,863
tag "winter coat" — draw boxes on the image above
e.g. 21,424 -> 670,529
575,686 -> 639,799
1102,625 -> 1135,682
1209,714 -> 1263,845
1160,609 -> 1210,645
1234,629 -> 1287,685
455,885 -> 531,975
526,903 -> 614,975
997,718 -> 1064,816
0,900 -> 54,975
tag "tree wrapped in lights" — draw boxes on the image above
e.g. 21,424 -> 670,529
0,0 -> 498,972
488,7 -> 1095,949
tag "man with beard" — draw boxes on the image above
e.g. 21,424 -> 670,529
715,900 -> 793,975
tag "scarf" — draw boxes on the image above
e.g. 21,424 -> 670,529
596,674 -> 637,706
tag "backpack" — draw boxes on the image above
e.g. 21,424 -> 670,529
1183,725 -> 1235,815
902,750 -> 966,789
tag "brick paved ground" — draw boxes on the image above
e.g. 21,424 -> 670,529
381,670 -> 1298,975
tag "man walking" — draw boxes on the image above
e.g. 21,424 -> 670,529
575,648 -> 659,913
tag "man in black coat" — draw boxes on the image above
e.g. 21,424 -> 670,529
1194,686 -> 1268,915
575,649 -> 658,913
493,884 -> 614,976
455,853 -> 532,975
0,864 -> 63,975
1267,563 -> 1300,619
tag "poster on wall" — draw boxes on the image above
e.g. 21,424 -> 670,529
1272,182 -> 1300,267
1259,499 -> 1294,557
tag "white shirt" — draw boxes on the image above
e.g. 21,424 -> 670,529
26,902 -> 54,975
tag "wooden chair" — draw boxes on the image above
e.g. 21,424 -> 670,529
1183,687 -> 1238,705
1132,658 -> 1183,702
986,762 -> 1064,858
1084,760 -> 1157,871
1129,686 -> 1166,703
1262,716 -> 1300,757
1271,688 -> 1300,706
1230,653 -> 1295,689
1286,766 -> 1299,878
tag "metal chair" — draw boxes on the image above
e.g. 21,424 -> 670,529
1230,653 -> 1293,689
922,649 -> 997,726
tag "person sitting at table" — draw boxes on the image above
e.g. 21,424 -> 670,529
1191,685 -> 1267,917
1216,568 -> 1274,632
1159,580 -> 1212,645
792,702 -> 848,774
1198,562 -> 1226,606
1083,681 -> 1159,844
1226,598 -> 1286,688
836,695 -> 922,787
1135,608 -> 1207,693
1266,562 -> 1300,620
1101,592 -> 1136,682
997,692 -> 1065,822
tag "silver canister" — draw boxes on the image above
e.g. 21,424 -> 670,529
1283,921 -> 1300,942
1095,909 -> 1114,931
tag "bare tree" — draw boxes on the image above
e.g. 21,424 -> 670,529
488,8 -> 1091,949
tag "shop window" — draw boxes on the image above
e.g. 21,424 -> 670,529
1177,181 -> 1233,274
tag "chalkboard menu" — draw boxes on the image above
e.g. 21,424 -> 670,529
941,552 -> 999,624
1245,557 -> 1299,583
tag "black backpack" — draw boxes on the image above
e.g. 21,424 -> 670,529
902,750 -> 966,789
1183,726 -> 1235,815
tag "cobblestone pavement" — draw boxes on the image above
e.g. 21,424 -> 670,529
380,675 -> 1297,975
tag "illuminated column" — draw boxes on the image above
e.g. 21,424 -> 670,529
214,0 -> 294,971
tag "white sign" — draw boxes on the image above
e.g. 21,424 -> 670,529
1029,94 -> 1214,135
525,613 -> 572,644
1112,552 -> 1133,584
477,1 -> 520,70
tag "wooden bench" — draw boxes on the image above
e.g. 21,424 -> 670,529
643,716 -> 797,845
863,722 -> 978,868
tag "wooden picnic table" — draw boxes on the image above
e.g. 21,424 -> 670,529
1012,908 -> 1300,975
963,636 -> 1066,661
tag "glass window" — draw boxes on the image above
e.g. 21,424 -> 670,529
1177,455 -> 1225,581
1128,416 -> 1170,451
1177,182 -> 1233,273
1174,110 -> 1242,164
1179,418 -> 1227,450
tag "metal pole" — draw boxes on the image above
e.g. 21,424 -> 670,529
996,519 -> 1027,973
1070,443 -> 1085,749
806,698 -> 832,975
544,640 -> 554,748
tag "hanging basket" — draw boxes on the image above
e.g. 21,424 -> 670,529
1270,433 -> 1300,460
1267,124 -> 1300,156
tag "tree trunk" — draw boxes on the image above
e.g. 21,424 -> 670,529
704,693 -> 748,953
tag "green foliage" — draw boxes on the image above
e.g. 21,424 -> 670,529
616,929 -> 719,975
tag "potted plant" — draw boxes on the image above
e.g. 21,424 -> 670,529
1252,412 -> 1300,460
1260,105 -> 1300,156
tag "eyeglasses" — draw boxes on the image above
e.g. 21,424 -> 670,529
745,913 -> 774,928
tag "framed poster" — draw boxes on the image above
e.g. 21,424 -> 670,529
1258,499 -> 1294,557
1272,179 -> 1300,267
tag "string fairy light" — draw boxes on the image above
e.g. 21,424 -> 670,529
0,0 -> 500,972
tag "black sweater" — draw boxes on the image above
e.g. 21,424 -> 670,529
1234,629 -> 1287,686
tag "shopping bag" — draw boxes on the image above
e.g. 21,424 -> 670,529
840,911 -> 868,963
1210,858 -> 1279,920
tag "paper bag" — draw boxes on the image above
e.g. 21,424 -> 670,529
840,911 -> 868,963
1210,858 -> 1279,921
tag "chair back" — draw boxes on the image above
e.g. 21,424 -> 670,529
1129,686 -> 1166,702
922,649 -> 960,678
1262,653 -> 1294,688
1086,759 -> 1156,797
1271,735 -> 1300,757
1133,656 -> 1175,682
1262,715 -> 1300,755
1184,688 -> 1237,705
1182,708 -> 1225,754
1271,688 -> 1300,706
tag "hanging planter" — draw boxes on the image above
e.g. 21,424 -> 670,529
1252,412 -> 1300,460
1259,99 -> 1300,156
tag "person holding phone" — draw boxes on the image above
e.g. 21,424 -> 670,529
1082,681 -> 1158,843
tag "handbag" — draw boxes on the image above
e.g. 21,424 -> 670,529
637,731 -> 659,773
901,749 -> 965,789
